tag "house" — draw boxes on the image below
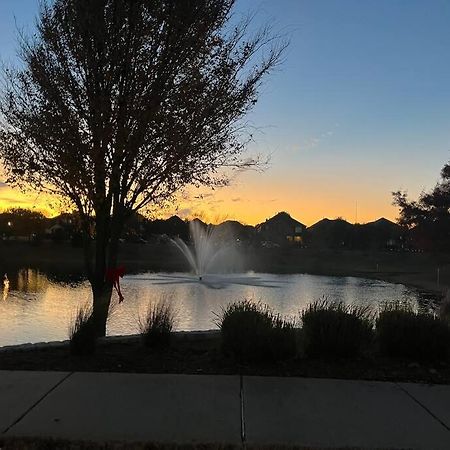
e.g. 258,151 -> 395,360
256,212 -> 306,246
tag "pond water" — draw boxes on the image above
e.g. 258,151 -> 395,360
0,268 -> 438,347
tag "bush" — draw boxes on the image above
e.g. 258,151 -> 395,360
69,304 -> 96,355
271,313 -> 298,361
301,299 -> 374,358
376,302 -> 450,361
138,300 -> 176,349
216,300 -> 297,362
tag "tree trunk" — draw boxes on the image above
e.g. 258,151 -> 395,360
89,212 -> 124,337
91,281 -> 113,337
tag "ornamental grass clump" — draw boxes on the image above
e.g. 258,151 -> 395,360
376,302 -> 450,361
69,303 -> 96,356
138,300 -> 176,349
216,300 -> 297,362
270,313 -> 298,361
301,299 -> 374,358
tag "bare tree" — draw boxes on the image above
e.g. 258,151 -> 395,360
0,0 -> 286,335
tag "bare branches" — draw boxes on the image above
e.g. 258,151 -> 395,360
0,0 -> 287,221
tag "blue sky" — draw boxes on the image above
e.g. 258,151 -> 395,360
1,0 -> 449,224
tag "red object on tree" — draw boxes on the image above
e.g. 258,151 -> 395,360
106,266 -> 125,303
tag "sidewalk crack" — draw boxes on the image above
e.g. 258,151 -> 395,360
2,371 -> 74,435
240,374 -> 246,448
395,382 -> 450,433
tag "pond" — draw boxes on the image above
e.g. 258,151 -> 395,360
0,268 -> 439,347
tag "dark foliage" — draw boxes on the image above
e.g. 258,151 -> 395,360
301,299 -> 374,358
216,300 -> 297,362
69,304 -> 96,355
138,301 -> 176,349
393,161 -> 450,250
376,303 -> 450,361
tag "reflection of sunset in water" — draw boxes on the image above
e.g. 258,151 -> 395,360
0,269 -> 438,347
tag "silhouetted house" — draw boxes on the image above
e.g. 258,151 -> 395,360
357,218 -> 404,250
256,212 -> 306,246
306,218 -> 354,249
45,214 -> 77,241
307,217 -> 405,250
213,220 -> 254,243
145,215 -> 189,242
45,223 -> 64,235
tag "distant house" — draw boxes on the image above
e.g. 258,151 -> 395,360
44,213 -> 77,241
306,217 -> 405,250
256,212 -> 306,246
45,223 -> 64,235
306,218 -> 354,249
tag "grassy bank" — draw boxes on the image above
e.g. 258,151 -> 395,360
2,296 -> 450,384
0,241 -> 449,294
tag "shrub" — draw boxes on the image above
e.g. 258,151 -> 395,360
301,299 -> 374,358
271,313 -> 298,361
69,303 -> 96,355
376,302 -> 450,361
216,300 -> 297,362
138,300 -> 176,349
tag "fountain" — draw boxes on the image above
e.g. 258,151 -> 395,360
129,220 -> 284,288
171,220 -> 229,280
153,220 -> 281,289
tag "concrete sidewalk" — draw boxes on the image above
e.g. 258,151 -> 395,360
0,370 -> 449,449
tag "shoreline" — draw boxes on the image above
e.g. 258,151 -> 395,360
1,329 -> 450,385
0,330 -> 220,353
319,269 -> 447,297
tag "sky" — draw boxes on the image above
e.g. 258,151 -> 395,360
0,0 -> 449,226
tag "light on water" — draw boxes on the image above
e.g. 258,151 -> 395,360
0,268 -> 438,347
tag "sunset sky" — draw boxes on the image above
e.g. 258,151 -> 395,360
1,0 -> 449,226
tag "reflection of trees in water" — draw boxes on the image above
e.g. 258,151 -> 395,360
7,268 -> 86,292
15,269 -> 49,292
2,275 -> 8,301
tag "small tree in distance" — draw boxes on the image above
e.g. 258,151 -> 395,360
393,161 -> 450,251
0,207 -> 46,237
0,0 -> 286,335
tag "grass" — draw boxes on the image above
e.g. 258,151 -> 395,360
300,299 -> 374,358
69,303 -> 96,356
376,301 -> 450,361
138,299 -> 176,349
215,300 -> 297,362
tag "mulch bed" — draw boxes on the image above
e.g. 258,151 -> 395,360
1,333 -> 450,385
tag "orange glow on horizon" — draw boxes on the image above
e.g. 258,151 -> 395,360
0,185 -> 59,217
0,180 -> 399,226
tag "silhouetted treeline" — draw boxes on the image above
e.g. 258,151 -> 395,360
0,208 -> 441,252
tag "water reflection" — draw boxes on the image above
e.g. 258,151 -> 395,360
0,268 -> 440,347
16,268 -> 50,292
2,274 -> 9,301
